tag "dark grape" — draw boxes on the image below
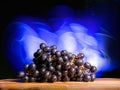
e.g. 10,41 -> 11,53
62,55 -> 68,62
29,77 -> 36,82
56,64 -> 62,71
33,58 -> 39,64
67,52 -> 73,59
57,77 -> 61,81
76,68 -> 82,76
23,76 -> 29,82
76,53 -> 84,59
41,53 -> 47,61
50,75 -> 57,82
34,49 -> 43,58
40,43 -> 46,49
84,62 -> 91,69
75,59 -> 84,66
37,49 -> 43,53
50,45 -> 57,49
55,51 -> 61,57
84,70 -> 90,75
55,71 -> 62,77
72,54 -> 76,59
71,65 -> 78,69
40,67 -> 46,74
62,70 -> 68,76
44,46 -> 51,52
61,50 -> 68,56
69,67 -> 76,77
90,66 -> 97,73
84,74 -> 91,82
24,64 -> 29,71
62,76 -> 70,81
90,73 -> 96,81
76,74 -> 84,81
28,63 -> 36,71
42,78 -> 48,82
63,61 -> 70,70
46,57 -> 52,63
49,66 -> 55,72
32,70 -> 39,77
34,52 -> 39,58
44,71 -> 51,79
57,57 -> 63,64
41,64 -> 46,68
18,71 -> 25,78
51,48 -> 57,55
70,77 -> 76,81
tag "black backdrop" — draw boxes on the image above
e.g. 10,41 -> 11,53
0,0 -> 120,79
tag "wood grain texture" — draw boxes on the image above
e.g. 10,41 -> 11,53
0,78 -> 120,90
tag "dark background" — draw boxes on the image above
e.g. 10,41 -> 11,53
0,0 -> 120,79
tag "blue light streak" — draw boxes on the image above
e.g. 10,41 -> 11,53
4,6 -> 116,77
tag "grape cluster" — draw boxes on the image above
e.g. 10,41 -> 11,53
18,43 -> 97,82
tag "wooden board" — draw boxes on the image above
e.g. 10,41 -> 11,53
0,78 -> 120,90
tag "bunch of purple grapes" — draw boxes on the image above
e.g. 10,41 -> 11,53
18,43 -> 97,82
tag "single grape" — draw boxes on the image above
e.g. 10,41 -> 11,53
50,75 -> 57,82
51,48 -> 57,55
71,65 -> 78,69
37,49 -> 43,53
34,52 -> 39,58
70,77 -> 76,81
40,43 -> 46,49
90,73 -> 96,81
55,71 -> 62,77
57,57 -> 63,64
41,53 -> 47,61
76,74 -> 84,81
32,70 -> 39,78
34,49 -> 43,58
29,77 -> 36,82
49,66 -> 55,72
55,51 -> 61,57
62,70 -> 68,76
71,54 -> 76,59
76,53 -> 84,59
44,71 -> 51,79
42,78 -> 48,82
41,64 -> 46,68
46,57 -> 52,63
63,61 -> 70,70
62,55 -> 68,62
33,58 -> 39,65
75,59 -> 84,66
44,46 -> 51,52
61,50 -> 68,56
57,76 -> 61,81
67,52 -> 73,59
22,75 -> 29,82
90,66 -> 97,73
62,76 -> 70,81
50,45 -> 57,49
69,67 -> 76,77
76,68 -> 82,76
18,71 -> 25,78
40,67 -> 46,75
24,64 -> 29,71
83,74 -> 91,82
56,64 -> 62,71
84,62 -> 91,69
28,63 -> 36,71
